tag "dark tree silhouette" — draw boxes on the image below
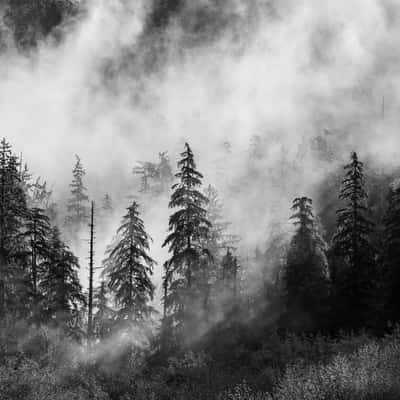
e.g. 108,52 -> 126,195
283,197 -> 329,331
162,143 -> 211,343
0,138 -> 27,318
331,152 -> 377,331
382,181 -> 400,324
40,227 -> 85,334
103,201 -> 155,327
23,207 -> 51,321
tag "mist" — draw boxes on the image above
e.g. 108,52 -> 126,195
2,0 -> 400,297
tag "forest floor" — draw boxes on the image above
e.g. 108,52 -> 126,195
1,321 -> 400,399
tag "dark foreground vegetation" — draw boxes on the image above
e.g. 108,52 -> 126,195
2,322 -> 400,399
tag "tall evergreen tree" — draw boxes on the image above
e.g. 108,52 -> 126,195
0,138 -> 28,318
40,227 -> 86,334
162,143 -> 211,343
65,155 -> 89,232
331,152 -> 376,331
283,197 -> 329,331
23,207 -> 51,321
103,202 -> 155,327
382,181 -> 400,324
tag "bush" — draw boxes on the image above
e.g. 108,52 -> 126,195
218,381 -> 269,400
268,332 -> 400,400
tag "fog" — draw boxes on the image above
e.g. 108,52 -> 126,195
2,0 -> 400,302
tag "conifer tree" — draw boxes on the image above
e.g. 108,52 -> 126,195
283,197 -> 329,331
382,181 -> 400,323
65,155 -> 89,232
162,143 -> 211,342
0,138 -> 28,318
23,207 -> 51,320
221,250 -> 238,296
93,281 -> 115,340
204,185 -> 239,262
102,193 -> 113,213
20,162 -> 32,196
203,185 -> 236,313
332,152 -> 376,330
157,151 -> 173,191
219,249 -> 240,316
40,227 -> 86,333
103,201 -> 155,327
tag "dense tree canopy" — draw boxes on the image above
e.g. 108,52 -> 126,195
1,137 -> 400,399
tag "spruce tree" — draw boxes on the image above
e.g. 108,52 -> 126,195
93,281 -> 115,340
65,155 -> 89,232
0,138 -> 28,318
103,201 -> 155,327
23,207 -> 51,321
201,185 -> 229,316
162,143 -> 211,342
40,227 -> 86,334
332,152 -> 376,331
382,181 -> 400,324
283,197 -> 329,331
219,249 -> 240,316
204,185 -> 239,261
102,193 -> 113,214
157,151 -> 173,192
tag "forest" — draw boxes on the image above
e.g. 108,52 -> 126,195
2,136 -> 400,400
2,0 -> 400,399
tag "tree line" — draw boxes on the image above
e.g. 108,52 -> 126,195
1,138 -> 400,353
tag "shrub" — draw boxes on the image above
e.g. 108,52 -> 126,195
268,333 -> 400,400
218,381 -> 269,400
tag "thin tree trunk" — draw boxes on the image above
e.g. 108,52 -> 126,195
87,201 -> 95,344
